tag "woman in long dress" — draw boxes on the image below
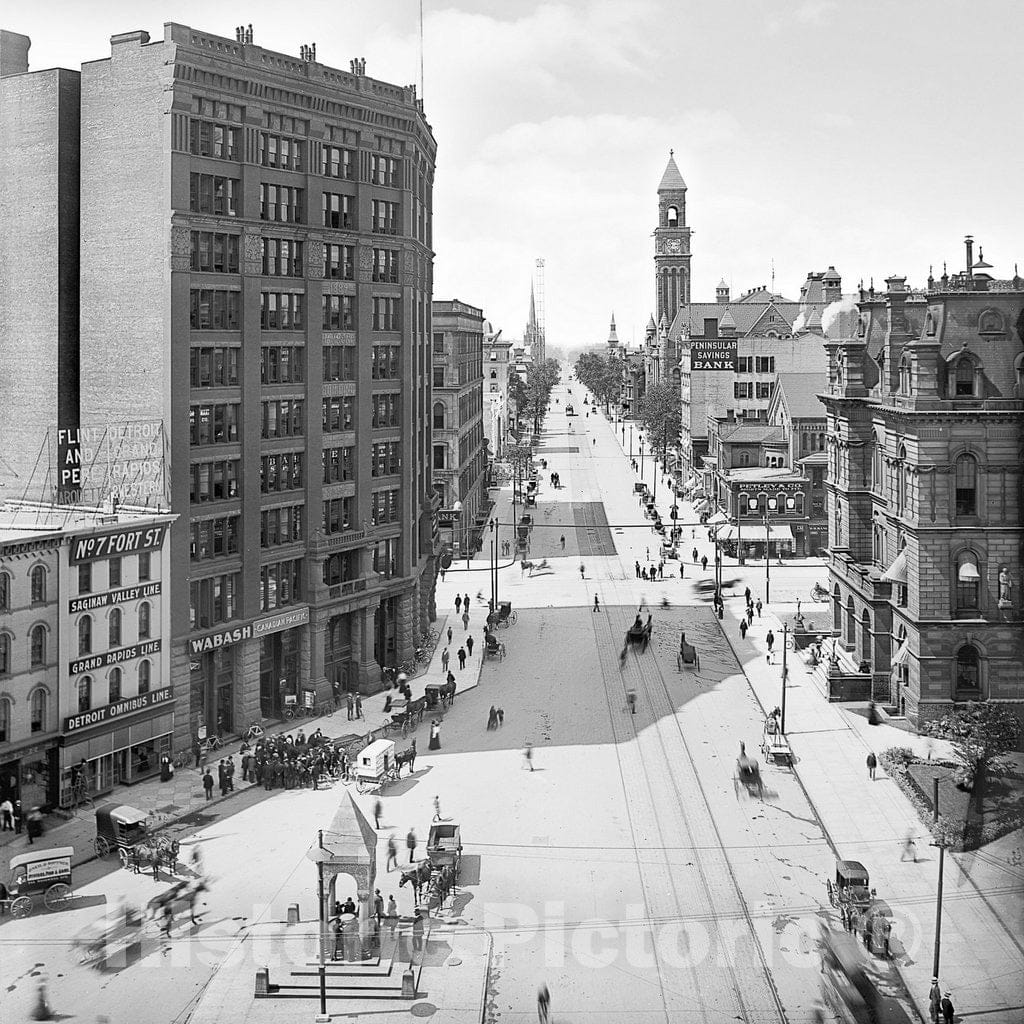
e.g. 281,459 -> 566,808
428,720 -> 441,750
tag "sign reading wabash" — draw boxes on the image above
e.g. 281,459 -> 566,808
691,339 -> 738,371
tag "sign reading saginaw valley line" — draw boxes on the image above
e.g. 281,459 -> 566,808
690,338 -> 738,371
63,685 -> 173,734
69,524 -> 168,564
69,581 -> 162,614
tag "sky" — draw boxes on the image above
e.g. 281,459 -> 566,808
13,0 -> 1024,350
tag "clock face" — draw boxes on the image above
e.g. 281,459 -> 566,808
667,239 -> 682,254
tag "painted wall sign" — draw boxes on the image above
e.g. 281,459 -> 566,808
63,686 -> 173,734
69,581 -> 162,614
69,525 -> 168,564
69,639 -> 162,676
188,606 -> 309,656
691,339 -> 738,371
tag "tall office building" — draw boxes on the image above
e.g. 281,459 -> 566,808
72,24 -> 437,743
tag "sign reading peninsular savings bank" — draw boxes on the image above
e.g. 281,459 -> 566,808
690,338 -> 738,371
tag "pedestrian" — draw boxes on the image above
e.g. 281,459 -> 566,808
447,668 -> 456,689
433,795 -> 442,821
641,567 -> 648,581
538,983 -> 551,1024
226,755 -> 235,791
462,610 -> 470,631
679,563 -> 685,578
429,719 -> 441,750
447,626 -> 453,645
455,594 -> 462,614
386,894 -> 398,935
497,707 -> 504,727
626,689 -> 637,714
560,535 -> 566,551
374,888 -> 384,925
747,607 -> 754,626
440,566 -> 446,582
218,759 -> 228,796
346,692 -> 354,721
929,979 -> 941,1024
744,586 -> 751,605
406,828 -> 417,864
692,547 -> 698,563
901,830 -> 918,862
579,564 -> 585,579
386,834 -> 398,872
739,619 -> 748,639
940,992 -> 954,1024
593,594 -> 600,612
202,770 -> 214,800
646,547 -> 650,561
755,597 -> 763,617
441,647 -> 450,672
0,798 -> 12,831
374,798 -> 383,829
701,555 -> 708,571
766,630 -> 775,653
635,560 -> 641,578
881,918 -> 891,958
355,694 -> 363,719
487,706 -> 497,730
523,742 -> 534,771
866,752 -> 877,780
457,647 -> 467,670
466,634 -> 474,657
412,908 -> 425,951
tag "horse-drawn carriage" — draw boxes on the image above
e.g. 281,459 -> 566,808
734,743 -> 764,798
354,739 -> 401,794
677,634 -> 700,671
826,859 -> 872,914
761,711 -> 793,766
3,847 -> 76,918
424,678 -> 456,710
484,632 -> 506,660
495,600 -> 518,628
427,822 -> 463,877
386,697 -> 425,737
94,804 -> 180,873
625,615 -> 653,652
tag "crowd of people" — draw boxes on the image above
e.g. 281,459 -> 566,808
233,729 -> 353,791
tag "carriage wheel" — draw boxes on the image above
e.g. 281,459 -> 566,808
44,882 -> 72,910
95,836 -> 113,858
826,880 -> 836,907
510,611 -> 518,625
11,895 -> 33,919
118,848 -> 131,869
357,778 -> 368,794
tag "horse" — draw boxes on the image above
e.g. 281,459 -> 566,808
438,679 -> 456,708
399,860 -> 433,902
395,739 -> 417,775
432,864 -> 453,907
735,742 -> 764,799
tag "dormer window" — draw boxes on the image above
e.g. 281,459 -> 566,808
898,355 -> 911,395
955,358 -> 975,396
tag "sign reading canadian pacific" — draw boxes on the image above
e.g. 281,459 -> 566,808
64,686 -> 173,734
188,607 -> 309,656
69,581 -> 161,614
690,339 -> 738,371
69,525 -> 168,564
70,639 -> 162,676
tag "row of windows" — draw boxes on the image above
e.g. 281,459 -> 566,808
323,551 -> 358,587
324,243 -> 355,280
371,346 -> 400,379
733,382 -> 774,400
191,293 -> 400,335
323,295 -> 356,331
0,566 -> 48,611
191,459 -> 240,502
372,393 -> 401,429
323,192 -> 355,229
735,356 -> 776,374
262,346 -> 304,384
0,689 -> 49,740
257,132 -> 304,171
263,238 -> 303,277
0,626 -> 50,673
371,441 -> 401,477
190,347 -> 240,387
261,505 -> 303,547
75,603 -> 152,656
191,231 -> 240,274
261,183 -> 304,223
77,555 -> 151,596
190,173 -> 239,217
372,537 -> 399,578
190,573 -> 239,630
323,396 -> 355,433
737,492 -> 804,516
189,119 -> 241,160
191,289 -> 240,330
191,517 -> 240,561
261,452 -> 304,493
323,497 -> 355,534
190,404 -> 240,446
324,345 -> 356,382
261,292 -> 303,331
371,489 -> 400,525
371,249 -> 399,283
260,559 -> 302,611
323,446 -> 355,483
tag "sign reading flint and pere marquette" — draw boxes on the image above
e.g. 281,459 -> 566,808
691,339 -> 738,371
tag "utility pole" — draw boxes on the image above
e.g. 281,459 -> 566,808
780,623 -> 788,733
317,829 -> 327,1015
764,511 -> 771,604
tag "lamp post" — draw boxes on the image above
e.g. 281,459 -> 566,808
764,497 -> 778,604
629,424 -> 633,459
640,438 -> 645,481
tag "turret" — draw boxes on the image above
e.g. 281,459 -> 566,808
716,279 -> 730,304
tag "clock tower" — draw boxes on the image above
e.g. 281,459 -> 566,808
654,150 -> 692,324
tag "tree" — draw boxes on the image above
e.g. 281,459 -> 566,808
573,352 -> 621,410
636,382 -> 681,467
923,701 -> 1020,811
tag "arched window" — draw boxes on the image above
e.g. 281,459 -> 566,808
30,565 -> 46,604
860,610 -> 872,665
108,667 -> 122,703
78,615 -> 92,656
0,572 -> 9,612
109,608 -> 122,648
954,454 -> 977,516
954,645 -> 981,696
954,358 -> 975,397
138,659 -> 151,694
955,551 -> 981,611
832,585 -> 842,632
895,445 -> 907,513
30,688 -> 46,733
666,205 -> 678,226
0,633 -> 9,675
801,432 -> 809,453
30,625 -> 46,667
0,697 -> 10,742
845,597 -> 856,645
489,370 -> 497,379
739,451 -> 750,467
138,601 -> 151,641
899,355 -> 911,394
871,439 -> 883,493
432,402 -> 445,430
78,675 -> 92,713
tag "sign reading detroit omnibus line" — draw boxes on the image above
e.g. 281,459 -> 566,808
690,339 -> 738,371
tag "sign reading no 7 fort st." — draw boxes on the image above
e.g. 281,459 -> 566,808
69,525 -> 168,564
690,339 -> 738,371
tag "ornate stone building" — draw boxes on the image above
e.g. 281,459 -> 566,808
822,243 -> 1024,732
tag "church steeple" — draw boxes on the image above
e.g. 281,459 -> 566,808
606,312 -> 620,352
528,281 -> 537,330
654,149 -> 692,324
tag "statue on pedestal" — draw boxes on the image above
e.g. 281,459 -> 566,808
997,567 -> 1013,610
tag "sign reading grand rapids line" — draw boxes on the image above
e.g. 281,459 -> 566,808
691,339 -> 738,371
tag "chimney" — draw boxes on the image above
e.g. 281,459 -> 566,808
964,235 -> 974,279
0,30 -> 31,77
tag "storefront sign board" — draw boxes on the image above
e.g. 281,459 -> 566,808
691,339 -> 738,371
69,524 -> 168,564
69,639 -> 162,676
188,607 -> 309,656
63,686 -> 173,734
69,581 -> 162,614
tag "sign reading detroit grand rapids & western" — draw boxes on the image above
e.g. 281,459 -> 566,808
690,339 -> 738,371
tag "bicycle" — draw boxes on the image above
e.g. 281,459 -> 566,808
172,749 -> 193,770
810,582 -> 830,603
198,735 -> 223,756
243,722 -> 266,742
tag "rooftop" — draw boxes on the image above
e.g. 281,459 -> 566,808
720,424 -> 784,444
724,466 -> 804,483
775,373 -> 829,419
0,501 -> 174,547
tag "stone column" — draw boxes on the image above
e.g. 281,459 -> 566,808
238,639 -> 262,725
354,605 -> 380,694
396,588 -> 415,667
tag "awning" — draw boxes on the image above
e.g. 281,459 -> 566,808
707,512 -> 729,526
681,475 -> 698,492
693,498 -> 710,514
733,523 -> 795,543
715,524 -> 736,541
892,642 -> 912,667
958,559 -> 980,582
881,549 -> 909,584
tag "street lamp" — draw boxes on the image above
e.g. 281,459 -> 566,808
629,423 -> 633,458
764,497 -> 778,603
639,438 -> 645,481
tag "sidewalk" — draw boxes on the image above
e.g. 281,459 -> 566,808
720,593 -> 1024,1023
0,614 -> 487,869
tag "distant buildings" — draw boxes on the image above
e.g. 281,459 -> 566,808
822,243 -> 1024,729
482,324 -> 513,462
432,301 -> 487,559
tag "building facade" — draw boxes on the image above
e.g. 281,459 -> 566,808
0,501 -> 175,811
822,251 -> 1024,731
653,152 -> 691,325
482,326 -> 512,463
67,24 -> 438,748
432,301 -> 486,559
0,31 -> 80,496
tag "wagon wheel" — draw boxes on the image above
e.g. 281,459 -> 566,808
95,836 -> 114,858
10,895 -> 33,919
826,879 -> 836,907
357,778 -> 369,795
509,611 -> 518,625
44,882 -> 73,910
118,848 -> 131,869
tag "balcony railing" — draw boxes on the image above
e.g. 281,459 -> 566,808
311,528 -> 365,555
328,577 -> 368,600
